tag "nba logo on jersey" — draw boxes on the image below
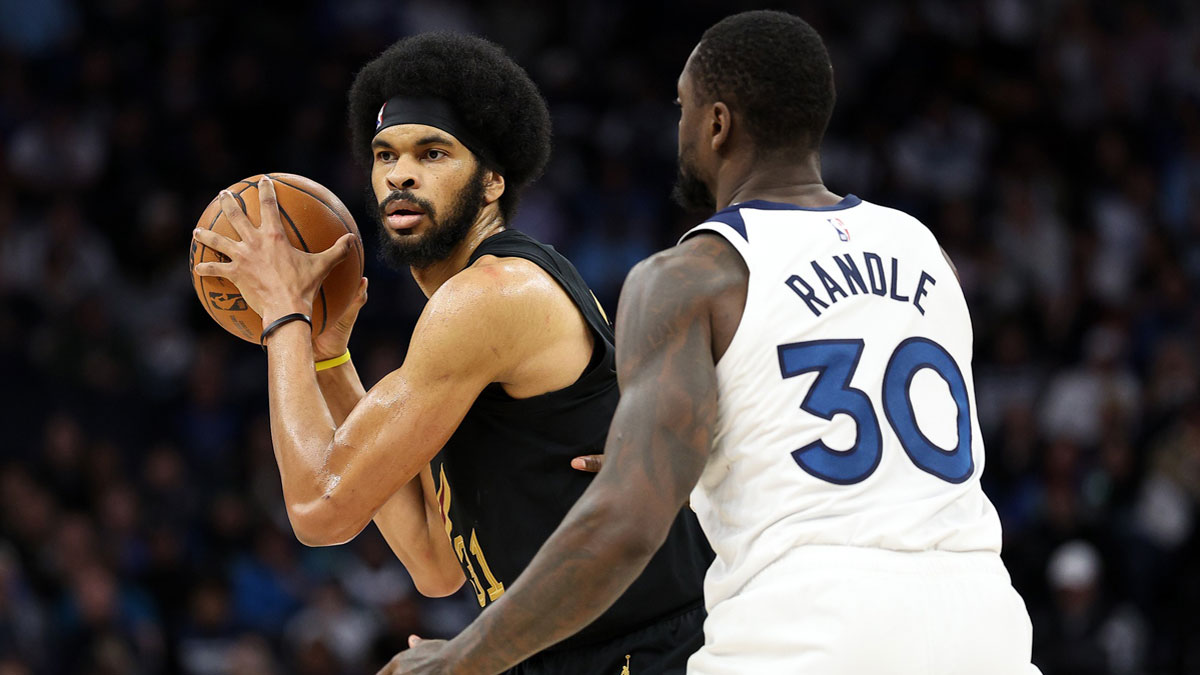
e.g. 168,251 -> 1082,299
828,217 -> 850,242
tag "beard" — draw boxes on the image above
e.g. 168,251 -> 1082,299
371,164 -> 488,270
671,148 -> 715,212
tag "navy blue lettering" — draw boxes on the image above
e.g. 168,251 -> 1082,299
786,274 -> 828,317
889,257 -> 909,302
834,254 -> 868,295
812,261 -> 848,303
864,253 -> 887,296
914,271 -> 936,315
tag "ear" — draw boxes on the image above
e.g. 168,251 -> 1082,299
711,101 -> 732,152
482,169 -> 506,205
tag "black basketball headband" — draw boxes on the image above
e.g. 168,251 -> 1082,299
374,96 -> 502,173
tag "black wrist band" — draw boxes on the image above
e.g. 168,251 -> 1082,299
260,312 -> 312,350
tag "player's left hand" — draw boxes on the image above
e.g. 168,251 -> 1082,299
193,175 -> 358,325
376,635 -> 454,675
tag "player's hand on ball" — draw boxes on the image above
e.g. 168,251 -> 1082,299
313,276 -> 368,361
377,635 -> 453,675
193,176 -> 358,325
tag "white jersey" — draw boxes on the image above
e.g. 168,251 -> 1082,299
682,195 -> 1004,610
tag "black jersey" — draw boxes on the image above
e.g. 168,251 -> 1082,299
431,229 -> 713,652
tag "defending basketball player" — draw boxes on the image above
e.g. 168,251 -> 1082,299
380,11 -> 1038,675
192,33 -> 711,675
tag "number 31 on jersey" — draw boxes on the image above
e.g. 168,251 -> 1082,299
777,337 -> 973,485
436,465 -> 505,606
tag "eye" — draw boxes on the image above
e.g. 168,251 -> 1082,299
426,148 -> 447,160
375,150 -> 395,162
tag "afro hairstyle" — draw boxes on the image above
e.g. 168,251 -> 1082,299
348,33 -> 551,222
690,10 -> 835,153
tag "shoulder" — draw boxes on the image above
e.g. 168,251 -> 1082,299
616,233 -> 749,364
413,254 -> 582,370
401,259 -> 557,381
624,232 -> 748,311
425,255 -> 562,325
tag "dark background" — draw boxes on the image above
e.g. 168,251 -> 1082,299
1,0 -> 1199,673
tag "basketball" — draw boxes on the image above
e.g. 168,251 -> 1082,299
189,173 -> 365,344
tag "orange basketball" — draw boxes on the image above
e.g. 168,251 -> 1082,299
189,173 -> 365,344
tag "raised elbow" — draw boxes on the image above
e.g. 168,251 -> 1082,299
291,526 -> 343,548
413,573 -> 466,598
287,500 -> 359,548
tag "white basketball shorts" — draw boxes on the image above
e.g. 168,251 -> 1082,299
687,545 -> 1040,675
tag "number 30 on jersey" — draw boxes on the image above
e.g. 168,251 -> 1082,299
776,337 -> 973,485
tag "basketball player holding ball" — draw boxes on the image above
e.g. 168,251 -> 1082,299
192,33 -> 711,675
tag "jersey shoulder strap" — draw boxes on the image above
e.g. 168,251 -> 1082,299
680,208 -> 753,262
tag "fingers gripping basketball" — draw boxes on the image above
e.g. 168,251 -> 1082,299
189,173 -> 365,343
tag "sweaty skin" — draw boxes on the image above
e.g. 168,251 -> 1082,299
192,123 -> 599,599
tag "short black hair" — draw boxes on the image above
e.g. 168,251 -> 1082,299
348,33 -> 551,222
691,10 -> 835,152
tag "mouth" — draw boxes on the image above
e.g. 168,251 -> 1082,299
383,199 -> 427,232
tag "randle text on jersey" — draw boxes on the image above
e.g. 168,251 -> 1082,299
784,251 -> 938,318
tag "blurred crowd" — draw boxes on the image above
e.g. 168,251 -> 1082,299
0,0 -> 1198,673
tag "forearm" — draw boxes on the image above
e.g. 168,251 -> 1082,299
450,478 -> 677,672
375,465 -> 466,596
316,356 -> 366,425
316,360 -> 461,587
265,321 -> 342,523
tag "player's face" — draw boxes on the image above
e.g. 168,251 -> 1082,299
673,50 -> 717,212
369,124 -> 488,269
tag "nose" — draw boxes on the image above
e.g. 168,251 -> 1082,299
386,158 -> 421,191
